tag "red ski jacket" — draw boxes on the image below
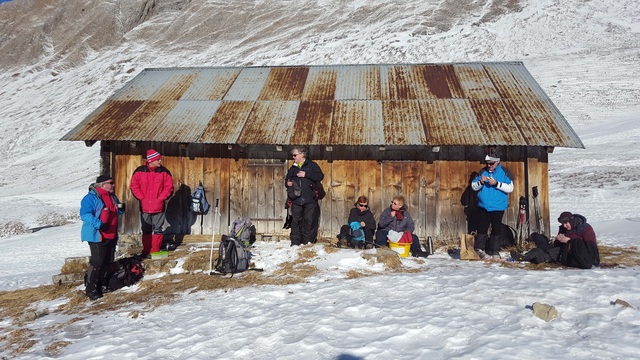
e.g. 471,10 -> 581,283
130,164 -> 174,214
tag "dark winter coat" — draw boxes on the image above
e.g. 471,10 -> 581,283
347,206 -> 376,231
377,205 -> 414,233
285,158 -> 324,206
557,214 -> 597,245
130,164 -> 174,214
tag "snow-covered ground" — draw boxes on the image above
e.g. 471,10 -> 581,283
1,0 -> 639,359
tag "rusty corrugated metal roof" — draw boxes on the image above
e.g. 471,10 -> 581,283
61,62 -> 584,148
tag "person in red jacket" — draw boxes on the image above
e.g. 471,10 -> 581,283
130,149 -> 174,256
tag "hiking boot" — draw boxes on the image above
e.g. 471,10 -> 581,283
510,251 -> 524,262
337,236 -> 349,248
364,243 -> 374,250
412,250 -> 430,258
475,249 -> 487,259
86,290 -> 103,301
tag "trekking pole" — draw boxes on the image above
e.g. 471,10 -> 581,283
208,199 -> 220,275
532,186 -> 544,235
516,196 -> 527,248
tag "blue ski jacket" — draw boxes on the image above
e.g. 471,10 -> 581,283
471,164 -> 514,212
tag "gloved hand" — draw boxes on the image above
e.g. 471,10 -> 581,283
99,222 -> 109,231
117,203 -> 126,212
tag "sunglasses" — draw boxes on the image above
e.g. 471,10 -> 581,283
292,153 -> 300,157
357,203 -> 369,208
104,181 -> 115,185
486,162 -> 496,166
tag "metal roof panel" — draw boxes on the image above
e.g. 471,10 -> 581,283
454,64 -> 501,99
331,100 -> 384,145
151,100 -> 221,142
334,65 -> 381,100
179,68 -> 241,100
291,100 -> 333,144
223,67 -> 270,101
199,101 -> 253,143
419,99 -> 486,145
237,101 -> 299,144
382,100 -> 426,145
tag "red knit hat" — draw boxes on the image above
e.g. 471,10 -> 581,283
146,149 -> 162,163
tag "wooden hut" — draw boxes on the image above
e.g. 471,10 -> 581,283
62,62 -> 583,241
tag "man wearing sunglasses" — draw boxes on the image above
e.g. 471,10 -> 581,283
80,174 -> 125,300
471,151 -> 514,259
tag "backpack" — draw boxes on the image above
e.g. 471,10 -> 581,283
349,221 -> 365,242
104,257 -> 145,291
231,217 -> 256,247
313,181 -> 326,200
215,235 -> 249,275
559,239 -> 600,269
500,224 -> 516,248
190,184 -> 210,214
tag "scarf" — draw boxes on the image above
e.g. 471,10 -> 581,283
96,187 -> 118,240
392,207 -> 404,221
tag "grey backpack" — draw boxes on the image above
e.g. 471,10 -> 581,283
215,235 -> 248,275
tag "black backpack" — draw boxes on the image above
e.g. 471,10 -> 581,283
313,181 -> 326,200
104,257 -> 145,291
559,239 -> 600,269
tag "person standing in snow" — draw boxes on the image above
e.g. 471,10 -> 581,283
336,195 -> 376,249
511,211 -> 600,268
80,175 -> 125,300
130,149 -> 174,257
471,149 -> 514,259
375,195 -> 429,258
285,147 -> 324,246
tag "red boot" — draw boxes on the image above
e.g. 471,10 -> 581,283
141,234 -> 152,256
151,233 -> 164,253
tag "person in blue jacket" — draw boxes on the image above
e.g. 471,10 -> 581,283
471,150 -> 514,259
80,175 -> 125,300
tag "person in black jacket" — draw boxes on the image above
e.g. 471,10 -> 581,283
285,147 -> 324,246
337,195 -> 376,249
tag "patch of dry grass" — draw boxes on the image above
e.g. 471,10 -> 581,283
599,245 -> 640,267
182,249 -> 215,272
44,340 -> 73,357
0,284 -> 77,323
0,328 -> 36,357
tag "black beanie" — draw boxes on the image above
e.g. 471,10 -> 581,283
558,211 -> 573,223
96,174 -> 113,184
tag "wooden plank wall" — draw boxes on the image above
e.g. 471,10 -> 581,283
111,153 -> 548,241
